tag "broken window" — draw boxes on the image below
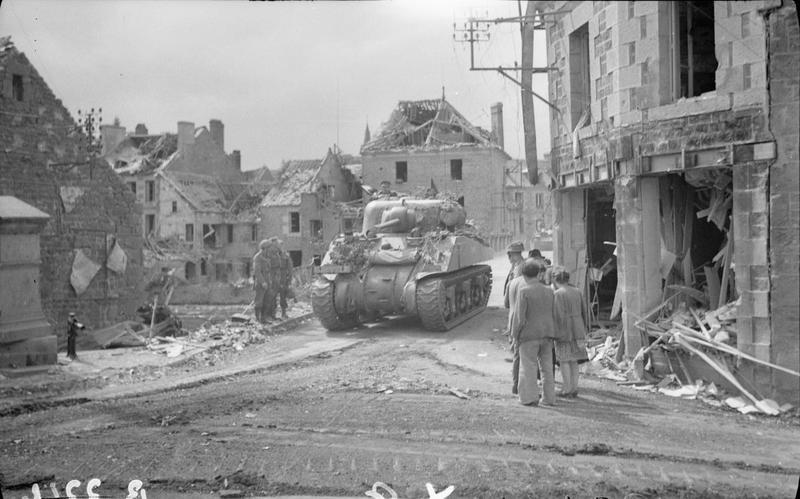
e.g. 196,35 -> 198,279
395,162 -> 408,183
145,180 -> 155,202
251,224 -> 258,242
535,192 -> 544,208
12,74 -> 23,101
203,224 -> 216,248
185,261 -> 196,280
569,23 -> 591,129
185,223 -> 194,242
171,201 -> 178,213
450,159 -> 463,180
145,214 -> 155,236
288,250 -> 302,267
670,1 -> 717,100
289,212 -> 300,233
310,219 -> 323,240
457,196 -> 465,207
128,182 -> 137,195
227,224 -> 234,244
312,254 -> 322,266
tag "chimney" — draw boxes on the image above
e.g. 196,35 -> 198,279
209,119 -> 224,151
491,102 -> 504,150
134,123 -> 148,135
177,121 -> 195,153
231,150 -> 241,171
99,124 -> 126,156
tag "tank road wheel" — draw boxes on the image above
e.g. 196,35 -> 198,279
311,278 -> 360,331
416,265 -> 493,332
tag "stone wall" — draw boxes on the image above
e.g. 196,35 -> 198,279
0,45 -> 144,339
361,147 -> 509,233
765,0 -> 800,402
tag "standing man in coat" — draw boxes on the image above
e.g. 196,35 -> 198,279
261,237 -> 287,321
274,239 -> 294,320
553,268 -> 590,397
503,241 -> 525,394
510,259 -> 558,406
253,239 -> 271,323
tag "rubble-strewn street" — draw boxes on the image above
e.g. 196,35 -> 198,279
1,1 -> 799,497
1,256 -> 798,499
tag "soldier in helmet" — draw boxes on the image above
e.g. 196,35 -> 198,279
273,239 -> 294,320
252,239 -> 272,323
261,237 -> 289,321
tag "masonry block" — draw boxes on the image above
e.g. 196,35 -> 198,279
736,317 -> 754,345
752,343 -> 771,363
749,264 -> 770,291
752,317 -> 772,343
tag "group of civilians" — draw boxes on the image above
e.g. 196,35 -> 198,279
503,242 -> 591,406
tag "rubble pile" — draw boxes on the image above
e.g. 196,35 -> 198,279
585,297 -> 798,417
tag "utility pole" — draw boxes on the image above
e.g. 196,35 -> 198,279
453,1 -> 558,185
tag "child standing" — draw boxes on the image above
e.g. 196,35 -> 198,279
552,269 -> 590,397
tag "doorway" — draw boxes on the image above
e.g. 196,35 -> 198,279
585,185 -> 617,323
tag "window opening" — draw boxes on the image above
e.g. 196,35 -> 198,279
290,212 -> 300,233
671,1 -> 717,100
145,181 -> 155,202
569,23 -> 591,129
450,159 -> 463,180
12,74 -> 23,101
395,161 -> 408,183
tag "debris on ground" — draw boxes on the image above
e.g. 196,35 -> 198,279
597,296 -> 800,417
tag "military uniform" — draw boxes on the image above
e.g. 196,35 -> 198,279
252,247 -> 271,323
262,245 -> 290,320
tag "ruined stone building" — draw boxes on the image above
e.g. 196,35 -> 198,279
0,37 -> 144,340
101,119 -> 270,285
504,155 -> 555,251
544,1 -> 799,401
360,98 -> 513,249
259,147 -> 362,268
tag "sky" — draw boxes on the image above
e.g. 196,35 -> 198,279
0,0 -> 551,172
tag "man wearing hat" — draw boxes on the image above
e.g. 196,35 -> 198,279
504,241 -> 525,308
504,240 -> 525,395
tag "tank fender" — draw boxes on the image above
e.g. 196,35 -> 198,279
333,275 -> 361,315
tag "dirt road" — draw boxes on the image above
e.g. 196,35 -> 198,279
2,257 -> 799,498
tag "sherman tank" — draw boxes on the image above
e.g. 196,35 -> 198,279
311,197 -> 494,331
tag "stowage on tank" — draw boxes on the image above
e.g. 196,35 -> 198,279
311,198 -> 494,331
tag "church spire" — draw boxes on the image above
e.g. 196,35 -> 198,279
363,122 -> 371,145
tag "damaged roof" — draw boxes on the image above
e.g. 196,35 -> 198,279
160,171 -> 229,212
105,134 -> 179,174
361,97 -> 498,154
260,159 -> 322,207
261,153 -> 360,207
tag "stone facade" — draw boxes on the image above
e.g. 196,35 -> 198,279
102,120 -> 267,287
259,149 -> 362,270
504,157 -> 555,251
361,98 -> 512,249
0,38 -> 145,338
545,1 -> 799,402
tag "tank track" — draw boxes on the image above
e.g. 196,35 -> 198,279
311,278 -> 360,331
416,265 -> 492,331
